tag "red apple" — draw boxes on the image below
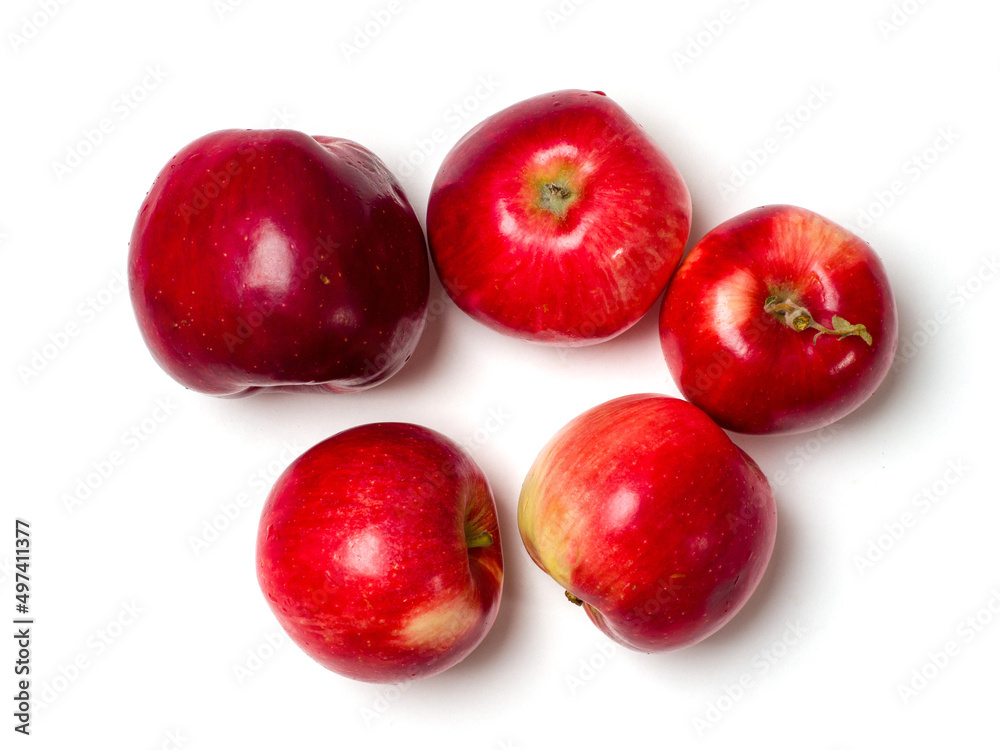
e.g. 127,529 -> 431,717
129,129 -> 429,396
256,423 -> 503,683
659,204 -> 897,434
426,89 -> 691,345
518,394 -> 776,652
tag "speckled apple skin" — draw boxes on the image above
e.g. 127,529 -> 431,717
660,205 -> 897,433
257,423 -> 503,683
129,130 -> 429,396
428,90 -> 691,345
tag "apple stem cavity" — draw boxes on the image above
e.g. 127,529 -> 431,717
465,530 -> 494,549
764,295 -> 873,346
564,591 -> 584,606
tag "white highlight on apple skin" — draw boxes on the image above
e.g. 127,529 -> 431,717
338,529 -> 385,577
248,219 -> 297,298
496,199 -> 596,252
710,267 -> 758,360
534,143 -> 581,165
808,263 -> 841,314
602,487 -> 640,532
827,349 -> 857,376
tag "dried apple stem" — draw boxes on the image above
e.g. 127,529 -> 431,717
764,295 -> 873,345
565,591 -> 584,606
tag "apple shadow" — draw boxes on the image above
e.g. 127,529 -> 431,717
834,266 -> 920,434
689,490 -> 794,654
630,491 -> 797,680
372,272 -> 453,394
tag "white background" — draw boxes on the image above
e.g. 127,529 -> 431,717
3,0 -> 999,747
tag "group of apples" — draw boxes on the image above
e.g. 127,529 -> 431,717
129,90 -> 898,683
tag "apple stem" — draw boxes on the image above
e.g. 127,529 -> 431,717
763,295 -> 873,346
565,591 -> 584,606
536,179 -> 576,220
465,530 -> 494,549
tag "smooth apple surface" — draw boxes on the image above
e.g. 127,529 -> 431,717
129,129 -> 429,396
257,423 -> 503,683
518,394 -> 776,652
659,205 -> 897,434
427,89 -> 691,345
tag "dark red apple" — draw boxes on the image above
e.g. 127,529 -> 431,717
256,423 -> 503,683
129,129 -> 429,396
427,89 -> 691,345
518,394 -> 776,652
659,204 -> 898,434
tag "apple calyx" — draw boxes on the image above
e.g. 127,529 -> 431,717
536,178 -> 578,220
764,295 -> 873,346
564,591 -> 584,606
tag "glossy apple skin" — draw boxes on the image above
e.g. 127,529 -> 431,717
659,205 -> 897,434
427,89 -> 691,345
518,394 -> 776,652
256,423 -> 503,683
129,130 -> 429,396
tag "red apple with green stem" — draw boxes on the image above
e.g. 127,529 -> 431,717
518,394 -> 776,652
256,423 -> 503,683
129,129 -> 429,396
659,204 -> 898,434
427,89 -> 691,345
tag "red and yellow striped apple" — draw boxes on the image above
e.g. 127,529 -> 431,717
518,394 -> 776,652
